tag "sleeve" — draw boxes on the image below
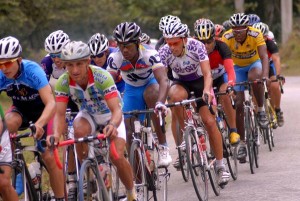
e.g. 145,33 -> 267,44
256,32 -> 266,47
40,56 -> 53,81
197,42 -> 209,62
26,61 -> 49,90
54,74 -> 70,103
218,41 -> 232,60
106,54 -> 119,73
149,50 -> 165,71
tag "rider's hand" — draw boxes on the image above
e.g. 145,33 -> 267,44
104,122 -> 118,139
154,102 -> 168,116
262,77 -> 271,87
46,135 -> 59,147
34,124 -> 45,140
202,91 -> 212,104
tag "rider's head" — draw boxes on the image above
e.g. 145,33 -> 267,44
113,22 -> 141,61
139,33 -> 151,45
159,15 -> 181,32
194,18 -> 216,54
252,22 -> 269,39
163,22 -> 189,57
0,36 -> 22,79
88,33 -> 109,67
61,41 -> 90,83
248,14 -> 261,26
44,30 -> 70,68
229,13 -> 249,43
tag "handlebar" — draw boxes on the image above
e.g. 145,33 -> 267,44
41,134 -> 119,169
214,86 -> 236,109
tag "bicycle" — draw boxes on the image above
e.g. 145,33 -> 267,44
166,94 -> 220,201
123,109 -> 170,201
214,88 -> 238,181
10,124 -> 54,201
235,80 -> 261,174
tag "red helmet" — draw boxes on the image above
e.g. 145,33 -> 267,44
215,24 -> 225,37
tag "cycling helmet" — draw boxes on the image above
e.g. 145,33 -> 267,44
248,14 -> 261,26
61,41 -> 90,61
163,22 -> 189,38
194,18 -> 215,40
215,24 -> 225,37
88,33 -> 109,56
44,30 -> 70,53
0,36 -> 22,59
113,22 -> 141,43
229,13 -> 249,27
222,20 -> 232,30
159,15 -> 181,32
252,22 -> 269,36
139,33 -> 151,44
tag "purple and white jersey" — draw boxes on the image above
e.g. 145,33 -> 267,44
107,44 -> 165,87
159,38 -> 209,81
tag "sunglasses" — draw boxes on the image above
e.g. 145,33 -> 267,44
49,52 -> 62,59
232,28 -> 248,35
91,52 -> 105,59
0,58 -> 18,69
166,39 -> 182,47
199,38 -> 214,44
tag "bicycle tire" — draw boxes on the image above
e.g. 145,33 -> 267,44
184,126 -> 208,201
245,109 -> 255,174
110,164 -> 120,201
207,158 -> 220,195
12,161 -> 38,201
78,159 -> 107,201
129,140 -> 149,201
176,122 -> 189,182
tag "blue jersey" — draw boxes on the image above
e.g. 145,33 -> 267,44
0,59 -> 49,110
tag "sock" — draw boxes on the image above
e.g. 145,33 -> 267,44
257,107 -> 265,112
216,159 -> 224,167
230,128 -> 238,133
159,142 -> 168,147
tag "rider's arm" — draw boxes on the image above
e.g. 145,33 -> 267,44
53,101 -> 68,140
153,66 -> 169,104
105,97 -> 122,129
200,60 -> 213,96
271,52 -> 281,75
258,44 -> 269,78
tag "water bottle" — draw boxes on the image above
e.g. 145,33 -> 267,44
199,135 -> 206,151
28,161 -> 41,189
15,173 -> 24,195
146,128 -> 153,149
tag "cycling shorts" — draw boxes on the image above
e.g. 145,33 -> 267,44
75,111 -> 126,141
269,62 -> 276,77
213,73 -> 227,91
171,77 -> 206,111
234,59 -> 262,91
123,77 -> 158,121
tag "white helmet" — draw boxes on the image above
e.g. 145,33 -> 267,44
61,41 -> 90,61
163,22 -> 189,38
0,36 -> 22,59
113,22 -> 141,43
159,15 -> 181,31
252,22 -> 269,36
88,33 -> 109,56
229,13 -> 249,27
139,33 -> 151,44
194,18 -> 215,40
44,30 -> 70,53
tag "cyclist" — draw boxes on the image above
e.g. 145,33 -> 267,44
53,40 -> 138,201
155,15 -> 181,50
222,20 -> 232,31
88,33 -> 125,93
194,18 -> 240,145
0,36 -> 65,200
107,22 -> 172,168
222,13 -> 269,163
159,22 -> 230,186
214,24 -> 226,39
139,32 -> 151,45
252,22 -> 284,126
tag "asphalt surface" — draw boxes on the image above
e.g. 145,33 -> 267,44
164,76 -> 300,201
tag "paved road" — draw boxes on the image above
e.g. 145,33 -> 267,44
165,76 -> 300,201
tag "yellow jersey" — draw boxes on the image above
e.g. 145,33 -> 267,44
221,26 -> 265,67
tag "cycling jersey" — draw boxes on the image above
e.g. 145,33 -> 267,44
265,38 -> 278,60
91,47 -> 117,69
209,39 -> 232,80
41,54 -> 66,80
159,38 -> 209,81
55,65 -> 120,115
222,26 -> 265,67
0,104 -> 4,119
107,44 -> 164,87
0,59 -> 49,111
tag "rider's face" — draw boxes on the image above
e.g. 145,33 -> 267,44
65,59 -> 90,84
118,41 -> 139,61
165,37 -> 186,57
0,57 -> 21,79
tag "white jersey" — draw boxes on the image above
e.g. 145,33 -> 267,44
158,38 -> 209,81
107,44 -> 165,87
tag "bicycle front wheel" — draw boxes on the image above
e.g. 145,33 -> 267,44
78,159 -> 107,201
184,126 -> 208,201
245,109 -> 255,174
129,140 -> 149,201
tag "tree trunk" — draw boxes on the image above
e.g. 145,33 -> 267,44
235,0 -> 245,13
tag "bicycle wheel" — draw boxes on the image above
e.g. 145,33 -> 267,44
11,160 -> 38,201
245,109 -> 255,174
207,158 -> 220,195
184,126 -> 208,201
129,140 -> 149,201
176,122 -> 189,182
110,164 -> 120,201
78,159 -> 107,201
